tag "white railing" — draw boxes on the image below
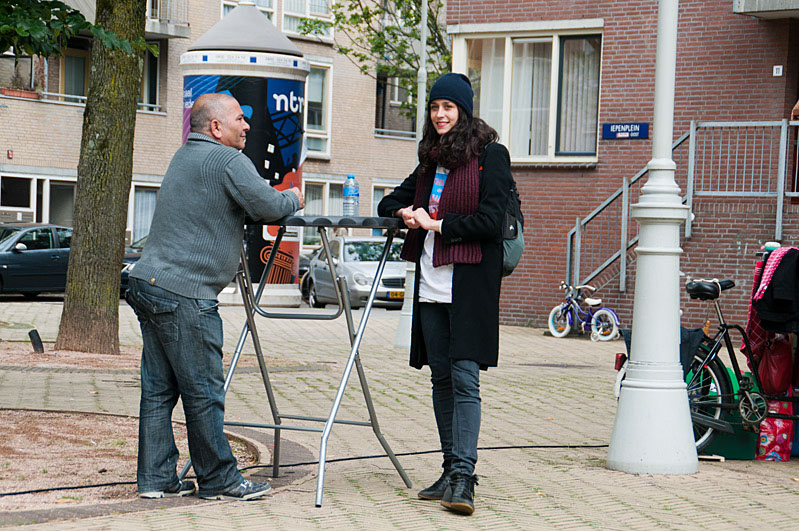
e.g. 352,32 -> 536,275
147,0 -> 188,25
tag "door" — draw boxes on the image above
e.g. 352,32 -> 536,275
4,227 -> 60,292
53,227 -> 72,290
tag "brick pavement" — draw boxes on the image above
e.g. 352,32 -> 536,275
1,300 -> 799,529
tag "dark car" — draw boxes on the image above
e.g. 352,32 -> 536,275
0,223 -> 73,298
120,234 -> 147,294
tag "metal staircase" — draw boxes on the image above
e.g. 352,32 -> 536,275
566,120 -> 799,291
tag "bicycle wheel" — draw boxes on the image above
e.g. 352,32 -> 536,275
686,353 -> 731,452
548,304 -> 572,338
590,309 -> 618,341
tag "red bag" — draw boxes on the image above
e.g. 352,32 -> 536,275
756,335 -> 793,396
757,391 -> 794,461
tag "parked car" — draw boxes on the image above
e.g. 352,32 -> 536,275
0,223 -> 73,298
120,234 -> 147,294
305,236 -> 406,309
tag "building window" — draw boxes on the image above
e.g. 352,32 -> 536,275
60,48 -> 89,103
305,65 -> 331,156
222,0 -> 274,20
133,187 -> 158,241
0,176 -> 32,208
302,180 -> 342,245
283,0 -> 332,38
463,32 -> 601,161
375,73 -> 415,139
139,43 -> 160,111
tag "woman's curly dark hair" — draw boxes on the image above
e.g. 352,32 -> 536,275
417,102 -> 498,175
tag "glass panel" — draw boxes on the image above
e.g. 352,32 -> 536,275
0,177 -> 31,208
306,136 -> 327,152
49,183 -> 75,226
305,183 -> 323,215
0,227 -> 20,245
344,241 -> 404,262
328,183 -> 342,216
557,36 -> 601,154
510,40 -> 551,157
309,0 -> 329,15
140,48 -> 158,106
55,228 -> 72,248
307,67 -> 326,130
466,38 -> 504,133
134,187 -> 158,241
284,0 -> 305,14
19,229 -> 53,250
372,188 -> 385,216
64,54 -> 86,96
255,0 -> 273,8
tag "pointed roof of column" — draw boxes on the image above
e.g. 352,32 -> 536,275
188,0 -> 303,57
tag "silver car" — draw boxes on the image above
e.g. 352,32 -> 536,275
306,236 -> 406,309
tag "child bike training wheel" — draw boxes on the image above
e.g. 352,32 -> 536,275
590,309 -> 618,342
686,353 -> 731,452
548,305 -> 572,338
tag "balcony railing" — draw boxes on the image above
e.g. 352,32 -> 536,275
147,0 -> 188,25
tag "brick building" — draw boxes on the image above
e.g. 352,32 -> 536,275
446,0 -> 799,328
0,0 -> 416,255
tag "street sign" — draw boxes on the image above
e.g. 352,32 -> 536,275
602,122 -> 649,139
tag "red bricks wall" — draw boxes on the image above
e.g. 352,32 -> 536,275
448,1 -> 799,327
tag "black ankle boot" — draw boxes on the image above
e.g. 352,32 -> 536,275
417,468 -> 452,500
440,472 -> 478,515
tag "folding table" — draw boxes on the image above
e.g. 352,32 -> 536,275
179,216 -> 412,506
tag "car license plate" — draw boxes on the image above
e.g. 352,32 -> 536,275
388,291 -> 403,299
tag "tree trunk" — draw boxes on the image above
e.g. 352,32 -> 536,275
55,0 -> 145,354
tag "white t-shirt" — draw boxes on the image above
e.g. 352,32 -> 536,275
418,166 -> 453,303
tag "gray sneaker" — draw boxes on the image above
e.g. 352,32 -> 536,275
201,479 -> 272,501
139,480 -> 196,499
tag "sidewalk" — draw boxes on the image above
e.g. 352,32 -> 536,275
1,300 -> 799,529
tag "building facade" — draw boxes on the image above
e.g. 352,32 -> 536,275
0,0 -> 416,255
446,0 -> 799,328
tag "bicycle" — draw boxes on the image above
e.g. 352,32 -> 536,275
548,281 -> 620,341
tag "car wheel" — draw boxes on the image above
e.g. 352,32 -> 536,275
309,281 -> 325,308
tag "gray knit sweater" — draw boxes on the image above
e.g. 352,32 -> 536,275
130,133 -> 300,299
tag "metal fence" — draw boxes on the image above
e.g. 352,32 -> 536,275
147,0 -> 189,25
566,120 -> 799,289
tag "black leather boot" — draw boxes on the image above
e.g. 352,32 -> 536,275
440,472 -> 478,515
417,467 -> 452,500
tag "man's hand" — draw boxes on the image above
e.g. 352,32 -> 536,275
288,187 -> 305,210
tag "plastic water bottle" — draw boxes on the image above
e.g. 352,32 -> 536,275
343,173 -> 359,217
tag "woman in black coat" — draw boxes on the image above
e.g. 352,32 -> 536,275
378,73 -> 512,516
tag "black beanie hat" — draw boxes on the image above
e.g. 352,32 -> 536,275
428,73 -> 474,117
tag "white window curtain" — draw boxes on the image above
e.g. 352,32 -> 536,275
467,38 -> 505,134
305,183 -> 323,215
64,54 -> 86,96
307,68 -> 326,131
558,37 -> 601,154
510,39 -> 552,157
133,188 -> 158,241
328,183 -> 343,216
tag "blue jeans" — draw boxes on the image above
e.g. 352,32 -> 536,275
126,277 -> 242,497
419,302 -> 481,476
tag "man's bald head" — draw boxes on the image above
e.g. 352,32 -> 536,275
190,93 -> 238,134
189,93 -> 250,149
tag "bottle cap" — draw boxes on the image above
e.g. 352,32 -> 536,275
347,173 -> 355,179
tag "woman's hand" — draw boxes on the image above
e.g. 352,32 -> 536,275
397,206 -> 421,229
412,208 -> 442,233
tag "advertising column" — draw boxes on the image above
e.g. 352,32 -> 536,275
180,2 -> 309,285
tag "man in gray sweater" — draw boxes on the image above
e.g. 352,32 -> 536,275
126,93 -> 303,501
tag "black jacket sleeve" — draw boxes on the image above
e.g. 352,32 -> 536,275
378,164 -> 421,218
440,142 -> 512,243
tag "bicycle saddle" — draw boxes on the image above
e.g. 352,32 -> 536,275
685,279 -> 735,300
584,297 -> 602,306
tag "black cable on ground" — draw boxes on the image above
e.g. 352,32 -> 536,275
0,443 -> 608,498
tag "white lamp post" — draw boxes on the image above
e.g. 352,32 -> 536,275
395,0 -> 428,348
606,0 -> 698,474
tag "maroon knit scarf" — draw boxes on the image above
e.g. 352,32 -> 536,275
400,156 -> 482,266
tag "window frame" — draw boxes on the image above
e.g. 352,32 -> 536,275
451,20 -> 604,164
304,61 -> 333,159
282,0 -> 333,39
59,48 -> 90,103
139,41 -> 161,112
222,0 -> 274,21
300,177 -> 345,248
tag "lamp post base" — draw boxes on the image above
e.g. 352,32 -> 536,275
607,360 -> 698,474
